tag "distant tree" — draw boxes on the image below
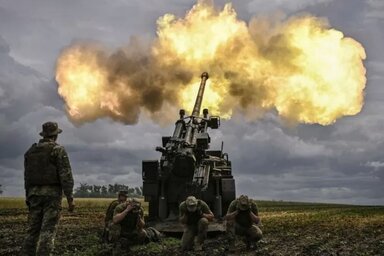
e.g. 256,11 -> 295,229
108,184 -> 114,194
134,187 -> 142,196
101,186 -> 108,196
73,183 -> 144,198
127,188 -> 134,195
74,183 -> 92,197
0,184 -> 3,195
93,185 -> 101,194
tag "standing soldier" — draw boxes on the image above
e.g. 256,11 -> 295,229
103,191 -> 129,243
225,195 -> 263,250
21,122 -> 74,256
179,196 -> 214,251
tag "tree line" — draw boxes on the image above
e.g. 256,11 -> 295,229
74,183 -> 143,198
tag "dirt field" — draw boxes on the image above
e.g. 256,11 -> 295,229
0,198 -> 383,256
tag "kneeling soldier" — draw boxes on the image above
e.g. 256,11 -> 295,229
179,196 -> 214,251
103,191 -> 129,243
225,195 -> 263,250
112,198 -> 147,253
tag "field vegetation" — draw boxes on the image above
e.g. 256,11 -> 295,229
0,197 -> 383,255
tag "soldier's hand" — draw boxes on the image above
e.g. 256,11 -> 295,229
180,214 -> 188,224
252,214 -> 260,224
125,203 -> 134,212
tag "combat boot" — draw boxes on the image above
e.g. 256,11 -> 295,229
195,243 -> 203,252
244,239 -> 257,251
194,236 -> 204,252
245,239 -> 251,250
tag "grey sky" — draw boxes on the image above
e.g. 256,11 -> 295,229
0,0 -> 383,205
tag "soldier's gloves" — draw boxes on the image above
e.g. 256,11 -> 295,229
197,208 -> 204,218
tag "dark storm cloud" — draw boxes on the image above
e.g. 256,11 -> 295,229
0,36 -> 65,160
0,0 -> 196,75
0,0 -> 383,204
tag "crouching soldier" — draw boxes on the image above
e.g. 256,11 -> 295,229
102,191 -> 129,243
225,195 -> 263,250
179,196 -> 214,251
112,198 -> 146,253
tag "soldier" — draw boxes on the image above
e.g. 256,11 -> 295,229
103,191 -> 129,243
112,198 -> 147,253
179,196 -> 214,251
225,195 -> 263,250
21,122 -> 74,256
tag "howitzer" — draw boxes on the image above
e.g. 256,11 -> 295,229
142,72 -> 236,232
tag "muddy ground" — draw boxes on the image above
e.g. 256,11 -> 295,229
1,199 -> 383,256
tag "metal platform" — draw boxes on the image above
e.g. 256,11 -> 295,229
148,219 -> 227,233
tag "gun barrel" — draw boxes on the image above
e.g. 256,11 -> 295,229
191,72 -> 209,116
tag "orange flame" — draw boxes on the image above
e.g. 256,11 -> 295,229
56,1 -> 366,125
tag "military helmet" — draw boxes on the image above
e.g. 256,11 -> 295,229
238,195 -> 250,211
39,122 -> 62,137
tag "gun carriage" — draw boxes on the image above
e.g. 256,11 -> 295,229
142,72 -> 236,232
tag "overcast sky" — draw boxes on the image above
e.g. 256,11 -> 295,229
0,0 -> 383,205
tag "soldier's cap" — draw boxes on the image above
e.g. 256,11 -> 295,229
118,191 -> 128,197
186,196 -> 198,207
39,122 -> 62,137
238,195 -> 250,210
131,198 -> 141,206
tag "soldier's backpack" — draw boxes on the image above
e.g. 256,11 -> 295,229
25,142 -> 60,186
144,227 -> 163,243
102,200 -> 120,243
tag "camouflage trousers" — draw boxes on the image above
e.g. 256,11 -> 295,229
226,222 -> 263,245
103,221 -> 121,243
20,196 -> 62,256
181,217 -> 209,251
112,229 -> 148,255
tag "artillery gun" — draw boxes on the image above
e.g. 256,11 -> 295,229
142,72 -> 236,232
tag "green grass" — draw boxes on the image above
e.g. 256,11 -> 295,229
0,197 -> 147,210
1,197 -> 383,256
0,197 -> 28,209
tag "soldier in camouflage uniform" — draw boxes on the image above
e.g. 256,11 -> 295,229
112,198 -> 147,253
20,122 -> 74,256
103,191 -> 129,243
179,196 -> 214,251
225,195 -> 263,250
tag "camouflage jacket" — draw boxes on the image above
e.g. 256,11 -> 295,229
24,138 -> 74,199
105,200 -> 121,225
179,199 -> 211,225
227,199 -> 259,228
113,202 -> 145,235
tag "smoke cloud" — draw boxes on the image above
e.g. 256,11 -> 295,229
56,0 -> 366,126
